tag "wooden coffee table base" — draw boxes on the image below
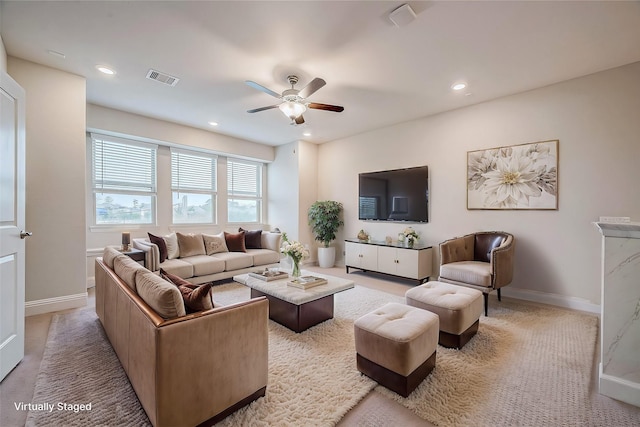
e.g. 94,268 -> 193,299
250,288 -> 334,333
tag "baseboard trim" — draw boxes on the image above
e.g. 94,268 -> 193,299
599,363 -> 640,407
26,292 -> 88,316
501,287 -> 599,314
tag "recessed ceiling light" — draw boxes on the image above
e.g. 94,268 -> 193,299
96,65 -> 115,75
451,82 -> 467,91
303,132 -> 311,137
208,121 -> 218,127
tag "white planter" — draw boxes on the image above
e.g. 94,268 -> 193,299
317,246 -> 336,268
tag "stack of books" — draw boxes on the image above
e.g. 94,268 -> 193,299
248,270 -> 289,281
287,275 -> 328,290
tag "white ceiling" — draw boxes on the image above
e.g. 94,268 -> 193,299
2,1 -> 640,146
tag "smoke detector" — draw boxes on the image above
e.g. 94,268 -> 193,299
388,4 -> 417,27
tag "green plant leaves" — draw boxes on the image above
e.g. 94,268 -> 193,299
308,200 -> 344,247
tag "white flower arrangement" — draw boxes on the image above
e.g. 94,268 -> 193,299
403,227 -> 419,240
280,239 -> 310,263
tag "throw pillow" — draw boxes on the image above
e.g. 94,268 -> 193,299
164,232 -> 180,259
239,227 -> 262,249
202,232 -> 228,255
148,232 -> 168,263
261,232 -> 282,252
176,232 -> 206,257
224,231 -> 246,252
160,269 -> 214,313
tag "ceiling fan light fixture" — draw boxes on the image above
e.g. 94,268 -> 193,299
279,101 -> 306,119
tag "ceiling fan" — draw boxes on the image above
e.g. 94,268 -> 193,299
245,75 -> 344,125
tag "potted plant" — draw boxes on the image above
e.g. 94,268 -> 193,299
308,200 -> 344,268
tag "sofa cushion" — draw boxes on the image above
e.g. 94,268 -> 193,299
181,254 -> 225,276
103,246 -> 123,269
239,228 -> 262,249
261,232 -> 282,252
211,252 -> 254,271
165,232 -> 180,259
113,255 -> 146,291
247,248 -> 280,266
160,269 -> 214,313
148,232 -> 168,263
136,270 -> 186,319
202,232 -> 228,255
177,232 -> 206,257
225,231 -> 246,252
159,258 -> 194,279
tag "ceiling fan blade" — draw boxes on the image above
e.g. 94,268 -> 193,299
294,115 -> 305,125
298,77 -> 326,99
247,105 -> 279,113
245,80 -> 281,98
308,102 -> 344,113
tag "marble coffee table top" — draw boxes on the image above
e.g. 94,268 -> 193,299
233,270 -> 354,305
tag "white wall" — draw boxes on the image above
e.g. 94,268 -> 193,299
297,140 -> 318,259
8,57 -> 87,311
0,35 -> 7,72
268,142 -> 300,239
266,140 -> 318,263
87,104 -> 274,162
318,62 -> 640,311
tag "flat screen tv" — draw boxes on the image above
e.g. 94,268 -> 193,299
358,166 -> 428,223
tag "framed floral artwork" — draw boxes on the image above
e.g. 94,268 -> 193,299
467,140 -> 558,210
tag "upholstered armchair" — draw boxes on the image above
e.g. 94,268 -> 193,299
438,232 -> 515,316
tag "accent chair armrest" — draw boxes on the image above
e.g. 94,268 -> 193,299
490,234 -> 515,289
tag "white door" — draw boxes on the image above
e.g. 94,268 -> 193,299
0,71 -> 27,382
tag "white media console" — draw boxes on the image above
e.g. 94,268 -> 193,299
344,239 -> 433,283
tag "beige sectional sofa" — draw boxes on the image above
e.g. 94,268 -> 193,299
133,230 -> 282,284
95,247 -> 269,427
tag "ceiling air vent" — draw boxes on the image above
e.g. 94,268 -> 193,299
146,69 -> 180,87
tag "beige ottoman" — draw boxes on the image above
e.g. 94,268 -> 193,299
354,302 -> 438,397
406,281 -> 483,349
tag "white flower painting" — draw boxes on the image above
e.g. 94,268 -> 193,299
467,140 -> 558,209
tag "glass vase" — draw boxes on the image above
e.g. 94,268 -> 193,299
407,237 -> 415,247
291,257 -> 301,278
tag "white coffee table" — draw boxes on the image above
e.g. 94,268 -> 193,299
233,270 -> 354,332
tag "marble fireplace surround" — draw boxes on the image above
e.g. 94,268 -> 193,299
594,222 -> 640,407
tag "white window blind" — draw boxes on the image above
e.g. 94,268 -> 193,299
90,134 -> 157,225
171,149 -> 217,192
171,148 -> 217,224
227,159 -> 261,197
92,134 -> 157,192
227,159 -> 263,223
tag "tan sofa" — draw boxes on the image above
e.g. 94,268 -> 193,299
133,231 -> 282,285
95,247 -> 269,427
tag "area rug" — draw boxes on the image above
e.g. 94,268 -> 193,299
376,299 -> 640,427
27,283 -> 640,426
26,283 -> 400,426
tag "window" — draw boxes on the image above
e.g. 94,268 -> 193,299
171,148 -> 217,224
227,159 -> 262,223
91,134 -> 157,225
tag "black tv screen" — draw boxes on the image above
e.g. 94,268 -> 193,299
358,166 -> 428,222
